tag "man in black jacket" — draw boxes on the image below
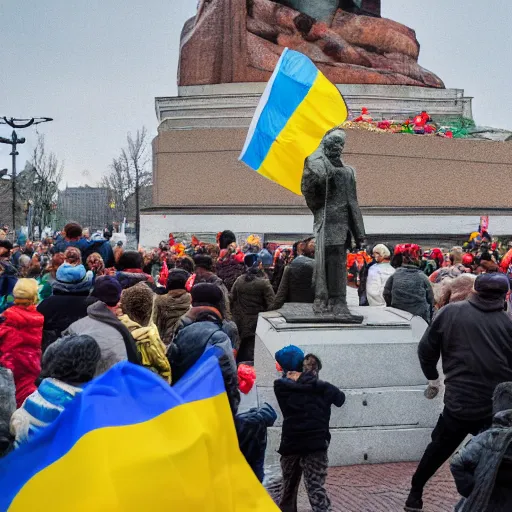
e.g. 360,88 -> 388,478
405,273 -> 512,512
274,354 -> 345,512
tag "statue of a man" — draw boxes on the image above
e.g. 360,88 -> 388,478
301,129 -> 366,319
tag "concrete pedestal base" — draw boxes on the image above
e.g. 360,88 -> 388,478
254,305 -> 443,467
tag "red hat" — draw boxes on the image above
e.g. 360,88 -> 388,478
462,253 -> 474,265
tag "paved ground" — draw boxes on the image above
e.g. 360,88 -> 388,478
269,462 -> 459,512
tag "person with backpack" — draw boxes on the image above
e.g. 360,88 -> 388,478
119,283 -> 171,383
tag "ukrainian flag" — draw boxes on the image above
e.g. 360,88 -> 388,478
239,48 -> 348,195
0,351 -> 278,511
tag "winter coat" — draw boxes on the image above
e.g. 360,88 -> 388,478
53,237 -> 114,268
194,268 -> 232,319
153,290 -> 191,345
438,274 -> 476,309
216,257 -> 245,292
37,290 -> 91,352
230,272 -> 275,340
429,263 -> 466,284
0,305 -> 44,407
168,306 -> 240,414
366,262 -> 395,306
272,256 -> 315,310
418,294 -> 512,421
119,315 -> 171,383
0,366 -> 16,457
451,409 -> 512,512
383,265 -> 434,322
66,301 -> 140,376
10,378 -> 83,448
274,372 -> 345,456
235,403 -> 277,482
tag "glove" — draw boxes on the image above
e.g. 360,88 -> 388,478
424,378 -> 441,399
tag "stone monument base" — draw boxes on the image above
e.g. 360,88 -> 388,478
254,304 -> 443,467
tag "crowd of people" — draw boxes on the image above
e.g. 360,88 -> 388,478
1,221 -> 512,511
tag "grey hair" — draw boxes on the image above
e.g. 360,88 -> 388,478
373,244 -> 391,259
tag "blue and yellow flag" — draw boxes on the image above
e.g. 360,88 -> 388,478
239,48 -> 348,195
0,351 -> 278,511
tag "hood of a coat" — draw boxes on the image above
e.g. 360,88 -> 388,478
468,294 -> 506,313
119,315 -> 160,344
493,409 -> 512,428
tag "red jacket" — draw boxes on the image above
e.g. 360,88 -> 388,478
0,305 -> 44,407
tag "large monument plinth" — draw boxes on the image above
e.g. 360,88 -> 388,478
254,301 -> 443,467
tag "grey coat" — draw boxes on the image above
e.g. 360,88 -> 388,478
383,265 -> 434,323
0,366 -> 15,457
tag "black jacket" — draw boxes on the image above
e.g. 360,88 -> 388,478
418,295 -> 512,421
274,372 -> 345,456
272,256 -> 315,310
37,290 -> 91,352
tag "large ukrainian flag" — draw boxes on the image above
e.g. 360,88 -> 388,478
240,48 -> 348,195
0,350 -> 278,511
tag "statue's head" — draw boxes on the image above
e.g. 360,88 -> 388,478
322,128 -> 346,160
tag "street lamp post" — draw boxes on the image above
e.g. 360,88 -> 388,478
0,117 -> 53,237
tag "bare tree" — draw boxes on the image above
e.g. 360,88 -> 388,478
101,127 -> 151,243
22,135 -> 63,238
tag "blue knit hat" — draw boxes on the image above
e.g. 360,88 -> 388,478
275,345 -> 305,373
259,248 -> 273,267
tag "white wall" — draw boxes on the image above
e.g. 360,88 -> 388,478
140,213 -> 512,247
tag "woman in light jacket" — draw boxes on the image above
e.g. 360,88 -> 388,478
366,244 -> 395,306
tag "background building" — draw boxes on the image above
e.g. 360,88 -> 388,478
57,186 -> 112,232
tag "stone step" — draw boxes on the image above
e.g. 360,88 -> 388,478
265,426 -> 433,467
257,385 -> 443,429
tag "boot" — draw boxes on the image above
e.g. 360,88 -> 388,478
404,489 -> 423,512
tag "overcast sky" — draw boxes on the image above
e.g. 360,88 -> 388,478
0,1 -> 510,184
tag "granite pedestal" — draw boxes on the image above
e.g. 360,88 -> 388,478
254,301 -> 443,468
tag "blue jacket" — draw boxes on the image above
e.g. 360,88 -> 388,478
53,238 -> 114,268
236,403 -> 277,482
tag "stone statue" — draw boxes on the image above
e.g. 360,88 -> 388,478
179,0 -> 443,88
301,128 -> 366,321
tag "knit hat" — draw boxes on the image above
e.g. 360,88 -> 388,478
40,334 -> 101,384
372,244 -> 391,259
244,253 -> 260,268
191,283 -> 223,309
275,345 -> 305,373
474,273 -> 510,298
13,278 -> 39,305
193,254 -> 213,271
54,263 -> 93,294
238,364 -> 256,394
166,269 -> 190,291
120,282 -> 154,326
91,275 -> 123,306
259,248 -> 273,267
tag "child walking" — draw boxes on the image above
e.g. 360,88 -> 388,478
274,351 -> 345,512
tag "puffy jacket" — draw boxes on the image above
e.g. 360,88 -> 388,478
230,272 -> 275,340
272,256 -> 314,310
37,290 -> 91,352
451,409 -> 512,512
383,265 -> 434,322
168,307 -> 239,414
366,262 -> 395,306
274,372 -> 345,456
418,295 -> 512,421
216,257 -> 245,292
0,305 -> 44,407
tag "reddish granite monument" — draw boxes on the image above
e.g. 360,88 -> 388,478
179,0 -> 444,88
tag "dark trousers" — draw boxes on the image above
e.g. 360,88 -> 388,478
236,335 -> 255,364
325,245 -> 346,303
411,408 -> 492,493
280,451 -> 331,512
